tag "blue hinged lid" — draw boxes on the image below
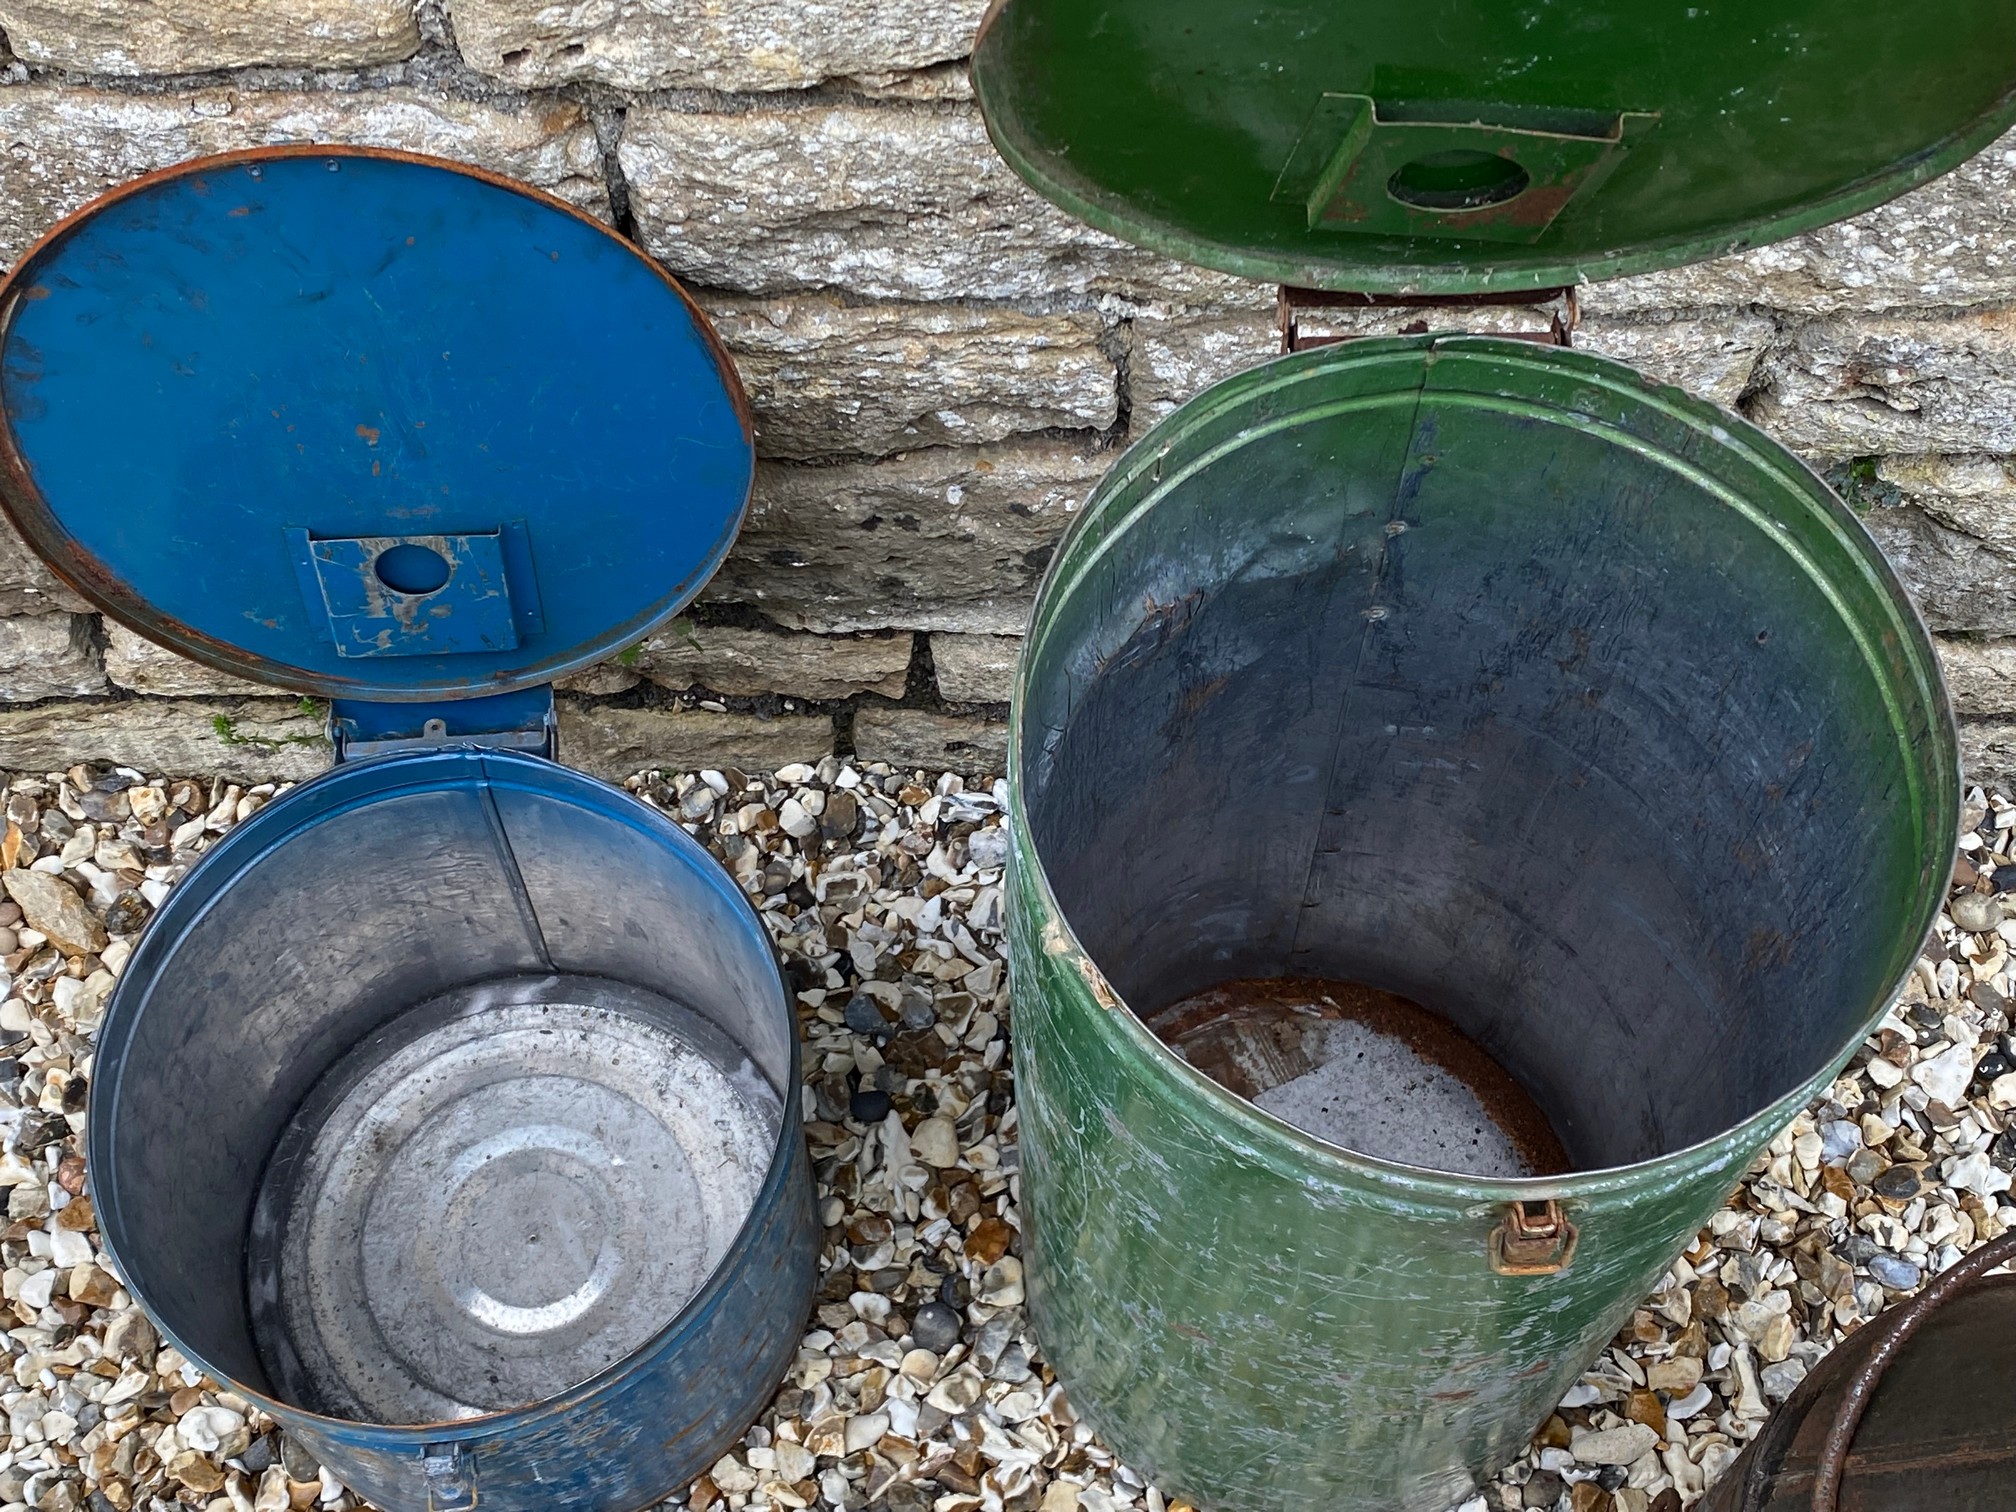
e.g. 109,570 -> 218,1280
0,146 -> 754,701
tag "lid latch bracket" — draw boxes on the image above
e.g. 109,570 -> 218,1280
1274,95 -> 1658,245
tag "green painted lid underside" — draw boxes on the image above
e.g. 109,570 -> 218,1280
971,0 -> 2016,294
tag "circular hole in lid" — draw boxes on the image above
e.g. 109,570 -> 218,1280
1387,150 -> 1531,213
375,543 -> 452,595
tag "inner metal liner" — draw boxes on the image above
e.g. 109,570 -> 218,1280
247,975 -> 782,1423
88,749 -> 811,1512
1019,336 -> 1954,1173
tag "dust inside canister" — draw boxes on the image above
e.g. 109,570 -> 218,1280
245,973 -> 782,1424
1145,978 -> 1569,1178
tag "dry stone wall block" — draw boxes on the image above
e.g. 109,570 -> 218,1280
1752,311 -> 2016,459
618,102 -> 1249,304
852,705 -> 1007,777
0,0 -> 420,73
0,614 -> 103,700
452,0 -> 987,94
102,623 -> 273,699
0,516 -> 86,617
629,624 -> 912,700
556,701 -> 832,783
1936,637 -> 2016,716
0,86 -> 609,270
0,698 -> 328,782
705,295 -> 1117,460
931,633 -> 1020,704
707,443 -> 1104,635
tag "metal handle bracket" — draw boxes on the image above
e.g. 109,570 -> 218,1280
1490,1198 -> 1577,1275
422,1442 -> 478,1511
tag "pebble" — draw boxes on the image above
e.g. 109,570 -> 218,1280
1912,1042 -> 1978,1106
1951,892 -> 2003,933
911,1301 -> 962,1354
848,1087 -> 893,1123
910,1115 -> 961,1168
1,869 -> 106,955
1871,1163 -> 1921,1201
1571,1423 -> 1660,1466
1868,1253 -> 1922,1290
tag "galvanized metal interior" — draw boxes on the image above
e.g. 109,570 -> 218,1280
1018,334 -> 1956,1173
89,749 -> 800,1424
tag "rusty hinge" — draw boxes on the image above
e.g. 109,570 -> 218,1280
1278,285 -> 1579,355
1490,1198 -> 1578,1275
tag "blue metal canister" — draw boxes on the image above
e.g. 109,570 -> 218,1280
0,148 -> 816,1512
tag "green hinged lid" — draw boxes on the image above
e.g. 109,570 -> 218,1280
971,0 -> 2016,294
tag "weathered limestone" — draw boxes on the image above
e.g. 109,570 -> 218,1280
1961,723 -> 2016,796
0,522 -> 86,618
0,0 -> 419,74
705,296 -> 1117,460
1589,130 -> 2016,315
452,0 -> 986,94
1128,313 -> 1276,426
103,623 -> 271,698
618,102 -> 1246,304
706,443 -> 1104,635
1575,312 -> 1776,408
0,698 -> 329,782
1863,456 -> 2016,637
1128,305 -> 1775,424
556,701 -> 832,782
1752,312 -> 2016,460
630,624 -> 911,700
0,614 -> 104,700
0,85 -> 609,268
931,633 -> 1019,704
1936,637 -> 2016,716
853,706 -> 1007,776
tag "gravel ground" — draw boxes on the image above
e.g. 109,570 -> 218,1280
0,756 -> 2007,1512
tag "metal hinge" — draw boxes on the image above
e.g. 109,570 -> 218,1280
330,686 -> 558,764
1278,284 -> 1579,355
1490,1198 -> 1578,1275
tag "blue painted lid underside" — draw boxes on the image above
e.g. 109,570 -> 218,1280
0,150 -> 754,701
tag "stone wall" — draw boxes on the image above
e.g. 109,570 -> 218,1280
2,3 -> 2016,784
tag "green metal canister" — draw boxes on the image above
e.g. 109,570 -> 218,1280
972,7 -> 2016,1510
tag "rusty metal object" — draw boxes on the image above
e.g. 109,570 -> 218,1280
1490,1200 -> 1578,1277
1146,977 -> 1571,1176
1698,1231 -> 2016,1512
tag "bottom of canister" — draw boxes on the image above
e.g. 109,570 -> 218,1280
246,973 -> 781,1424
1146,977 -> 1568,1178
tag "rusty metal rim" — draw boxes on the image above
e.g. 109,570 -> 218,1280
89,749 -> 809,1446
1004,333 -> 1958,1205
1806,1228 -> 2016,1512
0,143 -> 756,704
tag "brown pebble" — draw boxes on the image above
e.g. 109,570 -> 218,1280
1570,1485 -> 1614,1512
1694,1277 -> 1731,1322
1625,1388 -> 1667,1439
55,1194 -> 93,1231
169,1452 -> 224,1493
965,1216 -> 1012,1264
55,1153 -> 85,1196
1648,1491 -> 1682,1512
169,1386 -> 204,1416
689,1476 -> 721,1512
1536,1414 -> 1572,1449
